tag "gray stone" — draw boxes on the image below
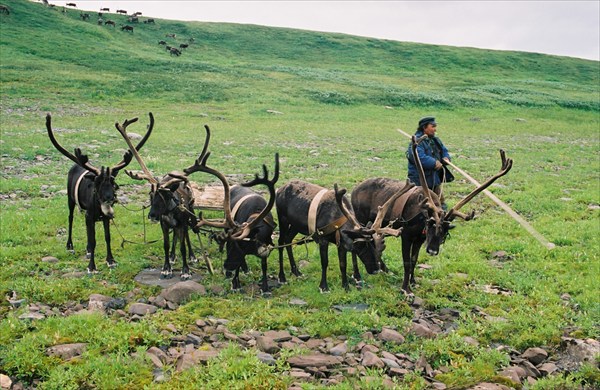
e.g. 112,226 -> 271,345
41,256 -> 58,263
287,353 -> 342,368
410,322 -> 436,338
378,327 -> 405,344
19,311 -> 45,320
470,383 -> 511,390
1,374 -> 12,389
147,347 -> 169,366
289,298 -> 307,306
257,352 -> 276,366
521,347 -> 548,365
264,330 -> 292,342
519,360 -> 541,378
128,303 -> 158,316
329,342 -> 347,356
256,336 -> 280,354
538,362 -> 558,376
88,294 -> 112,312
381,358 -> 401,368
161,281 -> 206,304
361,351 -> 385,368
46,343 -> 87,360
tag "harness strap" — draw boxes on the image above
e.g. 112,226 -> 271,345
317,215 -> 348,236
73,169 -> 89,211
308,189 -> 328,235
395,186 -> 420,221
231,193 -> 260,220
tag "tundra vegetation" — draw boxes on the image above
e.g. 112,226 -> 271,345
0,0 -> 598,388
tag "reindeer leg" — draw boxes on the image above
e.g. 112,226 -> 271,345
351,252 -> 363,287
85,215 -> 98,274
318,241 -> 330,293
409,240 -> 423,288
180,228 -> 191,280
260,255 -> 270,294
232,266 -> 241,291
401,239 -> 413,294
103,218 -> 116,268
66,197 -> 75,253
169,229 -> 177,264
338,246 -> 349,291
186,230 -> 197,263
160,222 -> 172,279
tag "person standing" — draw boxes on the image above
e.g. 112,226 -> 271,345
406,116 -> 454,209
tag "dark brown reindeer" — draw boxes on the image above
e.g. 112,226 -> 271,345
46,114 -> 153,273
121,25 -> 133,32
104,20 -> 115,27
184,134 -> 280,293
169,47 -> 181,56
65,2 -> 76,7
116,116 -> 199,280
79,12 -> 89,20
100,7 -> 110,12
0,4 -> 10,15
351,135 -> 513,294
116,9 -> 127,14
276,180 -> 410,292
144,19 -> 155,24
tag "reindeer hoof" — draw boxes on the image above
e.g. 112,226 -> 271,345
180,273 -> 191,280
319,287 -> 330,294
87,268 -> 99,275
261,290 -> 272,297
67,249 -> 75,254
160,271 -> 173,279
85,252 -> 92,259
190,256 -> 198,264
106,262 -> 117,269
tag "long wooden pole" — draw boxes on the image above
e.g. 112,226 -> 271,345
396,128 -> 555,250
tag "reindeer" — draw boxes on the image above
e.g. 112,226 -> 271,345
169,47 -> 181,56
116,9 -> 127,14
104,20 -> 115,27
121,25 -> 133,32
158,40 -> 166,45
0,4 -> 10,15
276,180 -> 411,292
351,135 -> 513,294
144,19 -> 155,24
165,33 -> 176,38
100,7 -> 110,12
179,43 -> 189,49
184,134 -> 280,293
127,16 -> 138,23
45,114 -> 153,273
66,2 -> 76,7
116,116 -> 200,280
97,18 -> 103,25
79,12 -> 89,20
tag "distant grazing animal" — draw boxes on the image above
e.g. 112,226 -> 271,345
158,40 -> 166,45
98,12 -> 103,17
100,7 -> 109,12
45,114 -> 153,273
116,9 -> 127,14
97,18 -> 103,25
0,4 -> 10,15
169,47 -> 182,56
79,12 -> 89,20
104,19 -> 115,27
133,11 -> 142,16
143,18 -> 155,24
179,43 -> 189,49
127,16 -> 138,23
276,180 -> 406,292
165,33 -> 176,38
66,2 -> 76,7
121,25 -> 133,32
351,135 -> 513,294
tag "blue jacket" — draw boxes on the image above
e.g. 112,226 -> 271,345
406,130 -> 451,189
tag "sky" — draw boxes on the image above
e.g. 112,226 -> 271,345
51,1 -> 599,61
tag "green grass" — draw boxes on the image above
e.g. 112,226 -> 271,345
1,0 -> 599,388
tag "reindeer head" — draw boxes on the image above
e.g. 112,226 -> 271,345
46,114 -> 152,218
411,135 -> 513,256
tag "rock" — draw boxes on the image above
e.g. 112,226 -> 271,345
256,352 -> 276,366
106,297 -> 126,310
263,330 -> 292,342
266,109 -> 283,115
329,342 -> 347,356
1,374 -> 12,389
378,327 -> 405,344
519,360 -> 541,378
46,343 -> 87,360
128,303 -> 158,316
521,347 -> 548,365
289,298 -> 307,306
538,362 -> 558,376
361,351 -> 385,368
147,347 -> 169,367
410,322 -> 436,338
19,311 -> 45,320
287,353 -> 342,368
499,366 -> 525,383
289,370 -> 311,379
388,367 -> 409,377
381,358 -> 401,368
88,294 -> 112,312
127,132 -> 143,140
41,256 -> 58,263
175,349 -> 219,371
470,383 -> 511,390
305,338 -> 324,349
463,336 -> 480,346
256,336 -> 280,354
160,281 -> 206,304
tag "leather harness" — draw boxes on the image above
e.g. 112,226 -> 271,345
308,189 -> 348,245
73,169 -> 89,211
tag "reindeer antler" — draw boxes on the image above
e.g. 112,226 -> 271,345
445,149 -> 513,221
112,112 -> 154,175
334,184 -> 374,235
115,114 -> 158,184
371,180 -> 415,237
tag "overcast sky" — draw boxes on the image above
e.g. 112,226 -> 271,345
53,1 -> 599,61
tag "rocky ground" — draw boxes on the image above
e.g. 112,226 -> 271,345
3,272 -> 599,390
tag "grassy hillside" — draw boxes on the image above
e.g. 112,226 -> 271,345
1,0 -> 599,388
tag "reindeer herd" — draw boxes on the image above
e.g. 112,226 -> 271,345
46,113 -> 512,296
